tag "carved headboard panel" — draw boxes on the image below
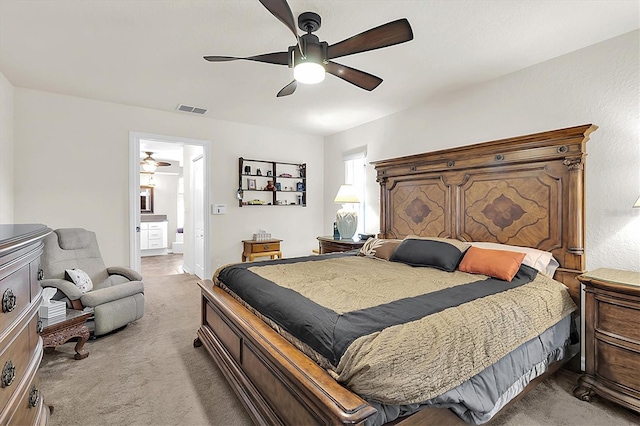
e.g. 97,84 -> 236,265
372,124 -> 597,302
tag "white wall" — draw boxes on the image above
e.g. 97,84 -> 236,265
0,72 -> 14,223
324,30 -> 640,272
13,89 -> 324,270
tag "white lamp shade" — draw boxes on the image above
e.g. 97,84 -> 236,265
333,185 -> 360,204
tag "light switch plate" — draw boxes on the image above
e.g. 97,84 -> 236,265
212,204 -> 227,215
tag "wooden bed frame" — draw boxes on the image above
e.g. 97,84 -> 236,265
195,124 -> 597,425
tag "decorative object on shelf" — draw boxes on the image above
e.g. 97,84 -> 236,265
334,184 -> 360,239
267,170 -> 273,177
237,188 -> 243,200
247,178 -> 256,190
333,222 -> 341,240
256,168 -> 262,176
298,165 -> 305,178
279,173 -> 292,178
297,195 -> 303,205
244,165 -> 251,175
275,182 -> 281,191
297,182 -> 305,191
266,180 -> 276,191
634,195 -> 640,208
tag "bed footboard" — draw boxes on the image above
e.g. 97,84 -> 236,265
196,279 -> 377,425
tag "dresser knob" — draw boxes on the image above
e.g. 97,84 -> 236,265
2,289 -> 16,313
29,385 -> 40,408
2,360 -> 15,387
263,245 -> 269,250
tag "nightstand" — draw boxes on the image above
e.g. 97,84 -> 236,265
242,239 -> 282,262
574,268 -> 640,413
317,236 -> 366,254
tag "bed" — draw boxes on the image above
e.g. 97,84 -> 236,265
195,124 -> 597,425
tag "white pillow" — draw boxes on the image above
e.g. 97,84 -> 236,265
65,269 -> 93,293
468,242 -> 559,277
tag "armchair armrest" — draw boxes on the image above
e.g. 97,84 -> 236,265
40,278 -> 82,301
107,266 -> 143,282
80,280 -> 144,308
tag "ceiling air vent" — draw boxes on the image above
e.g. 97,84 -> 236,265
176,104 -> 208,115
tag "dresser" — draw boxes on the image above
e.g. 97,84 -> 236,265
317,236 -> 366,254
574,268 -> 640,413
0,224 -> 51,424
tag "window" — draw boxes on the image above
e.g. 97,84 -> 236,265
343,147 -> 367,235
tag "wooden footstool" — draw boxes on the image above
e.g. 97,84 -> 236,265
41,309 -> 92,360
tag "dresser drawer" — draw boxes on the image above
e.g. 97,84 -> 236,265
0,266 -> 31,333
29,259 -> 42,303
0,322 -> 31,409
3,373 -> 43,426
147,222 -> 164,230
596,296 -> 640,343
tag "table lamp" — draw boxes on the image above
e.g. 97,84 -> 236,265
334,184 -> 360,240
634,196 -> 640,208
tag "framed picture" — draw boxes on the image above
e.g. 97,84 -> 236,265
247,178 -> 256,190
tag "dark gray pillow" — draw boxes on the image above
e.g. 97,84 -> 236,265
389,237 -> 470,272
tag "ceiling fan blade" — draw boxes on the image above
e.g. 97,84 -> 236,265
325,62 -> 383,91
258,0 -> 300,44
156,162 -> 171,167
203,51 -> 289,65
276,80 -> 297,97
327,18 -> 413,60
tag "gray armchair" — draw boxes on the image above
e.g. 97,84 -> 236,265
40,228 -> 144,336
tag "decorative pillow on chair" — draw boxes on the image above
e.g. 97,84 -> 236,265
65,269 -> 93,293
458,246 -> 526,282
358,238 -> 402,261
390,236 -> 470,272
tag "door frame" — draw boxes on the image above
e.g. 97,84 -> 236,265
128,131 -> 211,278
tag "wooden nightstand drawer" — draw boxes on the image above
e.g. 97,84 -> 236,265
596,297 -> 640,343
596,339 -> 640,392
253,243 -> 280,253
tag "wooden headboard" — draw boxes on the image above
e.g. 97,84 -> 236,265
372,124 -> 597,303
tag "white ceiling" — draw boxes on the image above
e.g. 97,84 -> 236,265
1,1 -> 638,136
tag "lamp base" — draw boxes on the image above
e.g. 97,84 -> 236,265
336,209 -> 358,240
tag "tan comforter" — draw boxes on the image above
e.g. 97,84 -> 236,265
222,256 -> 576,405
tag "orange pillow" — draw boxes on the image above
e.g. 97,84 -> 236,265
458,246 -> 526,282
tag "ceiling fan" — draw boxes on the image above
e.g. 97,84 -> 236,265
204,0 -> 413,97
140,152 -> 171,173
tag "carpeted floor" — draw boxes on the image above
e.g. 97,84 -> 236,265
39,273 -> 639,426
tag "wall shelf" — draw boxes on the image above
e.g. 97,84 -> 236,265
238,157 -> 306,207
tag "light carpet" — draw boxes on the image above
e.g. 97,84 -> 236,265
39,273 -> 639,426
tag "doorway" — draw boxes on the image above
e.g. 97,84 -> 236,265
129,132 -> 211,279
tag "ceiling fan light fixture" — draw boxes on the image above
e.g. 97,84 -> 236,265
142,162 -> 157,173
294,62 -> 325,84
